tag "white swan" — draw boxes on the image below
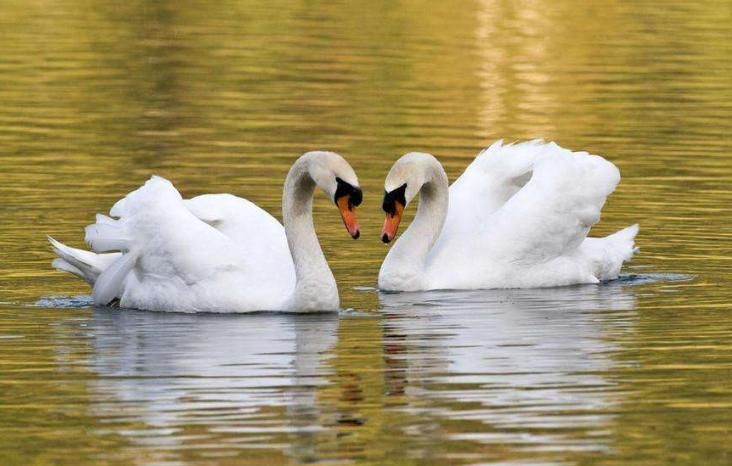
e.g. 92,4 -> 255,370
378,140 -> 638,291
49,151 -> 362,312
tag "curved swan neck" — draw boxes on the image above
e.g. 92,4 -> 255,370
282,157 -> 338,310
380,158 -> 448,289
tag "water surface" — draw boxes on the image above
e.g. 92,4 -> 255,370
1,0 -> 731,464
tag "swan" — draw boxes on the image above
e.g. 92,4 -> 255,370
49,151 -> 363,312
378,140 -> 639,291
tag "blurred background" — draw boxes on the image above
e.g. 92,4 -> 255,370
0,0 -> 730,465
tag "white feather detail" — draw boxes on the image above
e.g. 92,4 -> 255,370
92,251 -> 137,305
379,140 -> 639,291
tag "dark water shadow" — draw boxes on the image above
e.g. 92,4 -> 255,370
34,295 -> 346,315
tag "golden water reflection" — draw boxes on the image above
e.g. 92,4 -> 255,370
1,0 -> 731,464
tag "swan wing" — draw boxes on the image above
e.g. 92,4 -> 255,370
442,140 -> 552,238
183,194 -> 294,294
85,177 -> 294,311
184,194 -> 291,266
483,144 -> 620,262
428,142 -> 631,288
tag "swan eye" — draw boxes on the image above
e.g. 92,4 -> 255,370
334,177 -> 363,209
382,183 -> 407,215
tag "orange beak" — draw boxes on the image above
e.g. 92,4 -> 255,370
381,202 -> 404,243
337,196 -> 360,239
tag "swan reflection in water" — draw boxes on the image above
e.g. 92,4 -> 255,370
78,279 -> 641,462
85,310 -> 338,461
379,281 -> 639,453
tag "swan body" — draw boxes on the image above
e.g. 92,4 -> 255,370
50,151 -> 362,313
379,140 -> 638,291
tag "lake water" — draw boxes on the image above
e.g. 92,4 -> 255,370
1,0 -> 731,464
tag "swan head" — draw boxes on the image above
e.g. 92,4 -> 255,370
304,151 -> 363,239
381,152 -> 438,243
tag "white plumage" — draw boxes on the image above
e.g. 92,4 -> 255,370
379,140 -> 639,291
50,151 -> 361,313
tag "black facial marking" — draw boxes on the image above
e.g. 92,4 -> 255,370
334,177 -> 363,209
382,183 -> 407,215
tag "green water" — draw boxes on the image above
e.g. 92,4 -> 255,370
1,0 -> 731,464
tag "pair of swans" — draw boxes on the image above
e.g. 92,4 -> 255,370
50,140 -> 639,313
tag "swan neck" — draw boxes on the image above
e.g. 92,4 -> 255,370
380,160 -> 448,289
282,158 -> 338,310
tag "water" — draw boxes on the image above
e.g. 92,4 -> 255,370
1,0 -> 731,464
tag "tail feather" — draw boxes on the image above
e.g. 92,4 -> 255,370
608,223 -> 640,258
92,251 -> 137,306
50,176 -> 177,306
48,236 -> 121,284
583,224 -> 639,281
52,258 -> 85,279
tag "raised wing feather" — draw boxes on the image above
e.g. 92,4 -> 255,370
441,140 -> 552,239
483,145 -> 620,262
427,142 -> 621,288
86,177 -> 294,310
